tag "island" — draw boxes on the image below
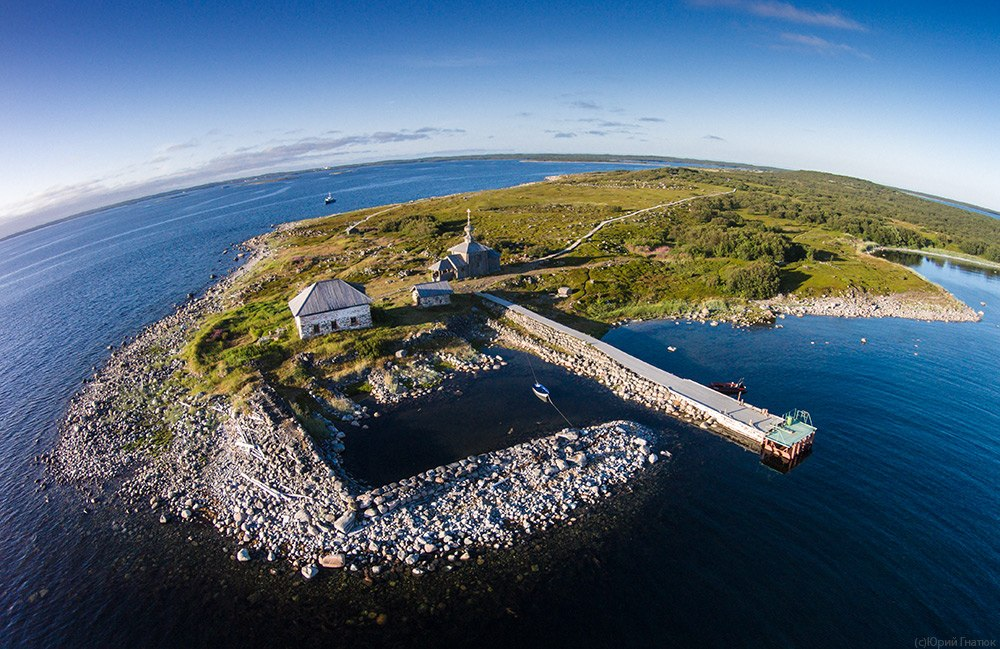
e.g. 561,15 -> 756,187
53,165 -> 995,578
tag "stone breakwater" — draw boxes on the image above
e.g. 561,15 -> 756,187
214,406 -> 664,577
758,291 -> 980,322
481,301 -> 758,449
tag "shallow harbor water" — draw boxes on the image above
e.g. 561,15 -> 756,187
1,161 -> 998,648
344,347 -> 687,486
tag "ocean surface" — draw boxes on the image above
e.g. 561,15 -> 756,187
907,192 -> 1000,219
0,160 -> 997,648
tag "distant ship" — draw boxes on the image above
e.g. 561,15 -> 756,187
709,380 -> 747,397
325,193 -> 336,204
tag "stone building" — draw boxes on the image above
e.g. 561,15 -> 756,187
428,209 -> 500,281
288,279 -> 372,339
411,280 -> 453,308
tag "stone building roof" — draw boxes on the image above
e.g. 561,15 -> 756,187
288,279 -> 371,317
411,281 -> 453,298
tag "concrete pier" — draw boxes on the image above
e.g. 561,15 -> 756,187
478,293 -> 815,464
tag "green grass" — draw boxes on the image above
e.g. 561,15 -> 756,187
172,166 -> 984,397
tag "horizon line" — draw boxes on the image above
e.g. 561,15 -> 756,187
2,152 -> 996,243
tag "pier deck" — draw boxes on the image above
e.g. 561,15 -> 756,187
478,293 -> 786,446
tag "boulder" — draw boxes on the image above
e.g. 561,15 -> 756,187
319,552 -> 346,569
334,510 -> 355,534
236,548 -> 251,562
301,564 -> 319,579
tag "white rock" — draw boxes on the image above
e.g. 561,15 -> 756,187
301,564 -> 319,579
334,510 -> 355,534
319,552 -> 346,569
236,548 -> 251,562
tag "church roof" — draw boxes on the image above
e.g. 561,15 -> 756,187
412,281 -> 453,298
288,279 -> 371,317
428,255 -> 467,271
448,239 -> 494,255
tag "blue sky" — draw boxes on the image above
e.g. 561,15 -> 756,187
2,0 -> 999,232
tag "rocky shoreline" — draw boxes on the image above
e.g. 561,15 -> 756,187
758,290 -> 981,322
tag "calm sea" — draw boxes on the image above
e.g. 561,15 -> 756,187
0,160 -> 996,648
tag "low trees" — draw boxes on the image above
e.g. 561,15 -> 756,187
727,261 -> 781,299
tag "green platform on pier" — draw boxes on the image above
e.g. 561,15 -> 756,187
765,413 -> 816,448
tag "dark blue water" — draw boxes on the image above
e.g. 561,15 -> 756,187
1,160 -> 997,647
603,258 -> 1000,646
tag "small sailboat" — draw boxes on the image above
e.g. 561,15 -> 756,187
667,346 -> 677,352
325,193 -> 336,204
532,383 -> 551,402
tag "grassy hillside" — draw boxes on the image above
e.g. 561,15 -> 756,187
178,167 -> 987,396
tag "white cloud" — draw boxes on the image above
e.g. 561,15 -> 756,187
692,0 -> 866,31
0,128 -> 465,238
779,32 -> 871,59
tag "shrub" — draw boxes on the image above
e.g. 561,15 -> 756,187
727,261 -> 781,299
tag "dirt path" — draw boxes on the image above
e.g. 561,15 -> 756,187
345,204 -> 402,234
533,189 -> 735,263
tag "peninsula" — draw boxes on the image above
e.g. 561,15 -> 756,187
53,165 -> 993,578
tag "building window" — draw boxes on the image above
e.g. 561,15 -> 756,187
331,320 -> 339,330
311,324 -> 320,334
350,316 -> 359,326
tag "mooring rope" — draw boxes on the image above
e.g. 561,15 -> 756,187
526,354 -> 574,428
547,396 -> 575,428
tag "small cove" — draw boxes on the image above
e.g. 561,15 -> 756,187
342,346 -> 688,486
